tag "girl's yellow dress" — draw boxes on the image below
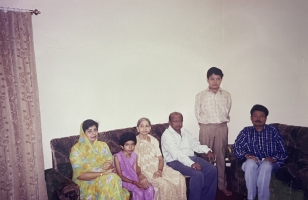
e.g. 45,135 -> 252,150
70,126 -> 129,200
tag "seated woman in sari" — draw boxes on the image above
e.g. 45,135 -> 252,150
134,118 -> 187,200
69,119 -> 129,200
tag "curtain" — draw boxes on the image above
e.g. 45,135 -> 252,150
0,10 -> 47,200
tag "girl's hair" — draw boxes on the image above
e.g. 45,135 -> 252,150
82,119 -> 98,132
119,132 -> 137,146
137,117 -> 151,126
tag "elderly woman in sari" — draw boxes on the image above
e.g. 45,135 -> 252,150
69,119 -> 129,200
134,118 -> 187,200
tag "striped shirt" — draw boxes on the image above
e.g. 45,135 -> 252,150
232,125 -> 287,166
194,87 -> 231,124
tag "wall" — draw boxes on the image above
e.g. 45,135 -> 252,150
2,0 -> 307,169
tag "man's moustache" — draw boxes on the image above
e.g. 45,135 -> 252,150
255,120 -> 261,123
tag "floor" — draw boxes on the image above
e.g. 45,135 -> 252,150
215,166 -> 245,200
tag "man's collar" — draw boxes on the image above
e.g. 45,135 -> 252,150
252,124 -> 267,132
168,125 -> 182,134
206,87 -> 222,93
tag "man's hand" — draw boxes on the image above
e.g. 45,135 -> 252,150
207,151 -> 216,164
246,154 -> 258,163
191,163 -> 202,171
264,157 -> 276,163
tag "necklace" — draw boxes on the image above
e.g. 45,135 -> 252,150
138,134 -> 151,142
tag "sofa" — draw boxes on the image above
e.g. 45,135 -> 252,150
46,122 -> 226,200
45,122 -> 168,200
230,123 -> 308,200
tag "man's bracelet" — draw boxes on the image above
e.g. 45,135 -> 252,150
158,168 -> 163,172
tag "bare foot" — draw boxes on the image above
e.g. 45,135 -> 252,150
220,189 -> 232,196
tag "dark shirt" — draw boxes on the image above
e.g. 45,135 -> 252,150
232,124 -> 287,166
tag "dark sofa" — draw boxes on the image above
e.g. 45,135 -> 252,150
45,122 -> 234,200
230,123 -> 308,200
45,123 -> 170,200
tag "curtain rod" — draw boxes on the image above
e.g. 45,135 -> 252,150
0,7 -> 41,15
30,9 -> 41,15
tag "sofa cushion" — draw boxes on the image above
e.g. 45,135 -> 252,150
298,167 -> 308,199
51,135 -> 79,170
57,162 -> 73,180
270,173 -> 303,200
97,126 -> 137,154
297,127 -> 308,155
275,159 -> 308,191
276,162 -> 302,190
271,124 -> 308,164
296,159 -> 308,169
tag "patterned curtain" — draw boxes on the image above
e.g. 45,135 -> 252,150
0,10 -> 47,200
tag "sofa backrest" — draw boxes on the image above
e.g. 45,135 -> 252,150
270,123 -> 308,164
50,123 -> 169,179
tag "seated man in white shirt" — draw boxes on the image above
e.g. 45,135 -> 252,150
161,112 -> 218,200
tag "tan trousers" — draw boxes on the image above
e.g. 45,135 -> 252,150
199,123 -> 228,190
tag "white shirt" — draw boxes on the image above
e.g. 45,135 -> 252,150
194,87 -> 231,124
161,126 -> 212,167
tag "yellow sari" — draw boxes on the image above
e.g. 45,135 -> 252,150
70,125 -> 129,200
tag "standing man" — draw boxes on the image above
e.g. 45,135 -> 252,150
232,104 -> 287,200
161,112 -> 217,200
194,67 -> 232,196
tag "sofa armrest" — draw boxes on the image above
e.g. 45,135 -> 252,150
45,168 -> 80,200
230,158 -> 247,195
227,145 -> 237,163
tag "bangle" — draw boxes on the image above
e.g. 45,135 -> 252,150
158,168 -> 163,172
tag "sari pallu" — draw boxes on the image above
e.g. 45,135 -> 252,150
135,135 -> 187,200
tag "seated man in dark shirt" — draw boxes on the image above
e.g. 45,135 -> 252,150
232,104 -> 287,200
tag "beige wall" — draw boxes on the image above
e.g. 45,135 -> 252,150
2,0 -> 308,169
